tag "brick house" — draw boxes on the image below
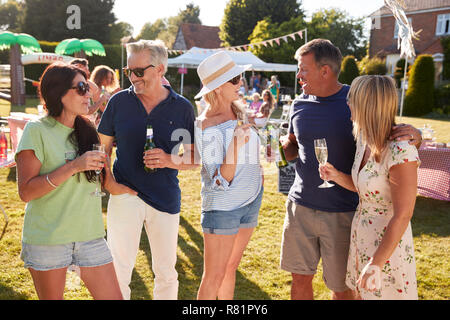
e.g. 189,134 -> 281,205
369,0 -> 450,81
172,23 -> 221,50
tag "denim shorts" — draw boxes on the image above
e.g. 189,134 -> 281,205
201,187 -> 263,235
20,238 -> 113,271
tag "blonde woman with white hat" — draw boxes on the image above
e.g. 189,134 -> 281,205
194,51 -> 264,300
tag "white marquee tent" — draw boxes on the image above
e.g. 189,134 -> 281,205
167,47 -> 298,95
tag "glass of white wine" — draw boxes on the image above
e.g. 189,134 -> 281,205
314,138 -> 334,188
91,143 -> 106,197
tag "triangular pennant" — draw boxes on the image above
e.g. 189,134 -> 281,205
282,36 -> 288,43
275,38 -> 280,46
289,34 -> 296,41
297,31 -> 303,39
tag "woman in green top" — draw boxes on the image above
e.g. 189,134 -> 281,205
268,75 -> 280,106
15,63 -> 122,300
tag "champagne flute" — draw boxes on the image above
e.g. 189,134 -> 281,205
314,138 -> 334,188
91,143 -> 106,197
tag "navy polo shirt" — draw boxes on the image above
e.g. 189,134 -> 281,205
98,85 -> 195,214
288,85 -> 359,212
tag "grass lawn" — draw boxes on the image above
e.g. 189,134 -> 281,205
0,99 -> 449,300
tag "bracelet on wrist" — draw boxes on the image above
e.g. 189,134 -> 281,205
46,174 -> 58,188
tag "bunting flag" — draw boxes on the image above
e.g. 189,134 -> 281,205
167,28 -> 307,55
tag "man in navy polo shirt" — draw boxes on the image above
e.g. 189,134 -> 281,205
99,40 -> 197,300
279,39 -> 422,300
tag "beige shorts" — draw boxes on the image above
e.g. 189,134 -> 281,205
280,199 -> 354,292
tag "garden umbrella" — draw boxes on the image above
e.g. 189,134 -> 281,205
55,38 -> 106,57
0,31 -> 42,105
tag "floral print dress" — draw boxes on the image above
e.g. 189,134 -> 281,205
345,139 -> 420,300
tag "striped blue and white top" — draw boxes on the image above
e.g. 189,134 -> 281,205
194,119 -> 263,212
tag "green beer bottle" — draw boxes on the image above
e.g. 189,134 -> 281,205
276,140 -> 288,168
144,124 -> 157,173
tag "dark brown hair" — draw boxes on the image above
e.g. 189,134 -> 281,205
69,58 -> 88,67
295,39 -> 343,75
39,62 -> 100,182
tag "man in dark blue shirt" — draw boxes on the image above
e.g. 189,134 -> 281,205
279,39 -> 422,300
99,40 -> 197,300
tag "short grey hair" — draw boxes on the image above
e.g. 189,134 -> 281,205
126,39 -> 168,74
294,39 -> 342,76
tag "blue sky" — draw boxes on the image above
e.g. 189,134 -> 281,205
113,0 -> 386,37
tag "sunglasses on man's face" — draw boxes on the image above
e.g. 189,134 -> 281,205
228,75 -> 242,85
123,64 -> 155,78
71,81 -> 90,96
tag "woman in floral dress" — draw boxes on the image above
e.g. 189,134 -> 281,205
319,75 -> 420,300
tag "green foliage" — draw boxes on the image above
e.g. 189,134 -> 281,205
404,55 -> 435,117
441,36 -> 450,80
21,0 -> 116,43
177,3 -> 202,24
359,56 -> 387,75
394,58 -> 406,87
137,19 -> 167,41
248,16 -> 305,90
434,83 -> 450,116
307,8 -> 367,60
109,22 -> 133,45
0,0 -> 24,32
136,2 -> 201,48
338,55 -> 359,85
220,0 -> 303,46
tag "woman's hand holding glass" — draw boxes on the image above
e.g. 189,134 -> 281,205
318,162 -> 340,182
70,148 -> 106,174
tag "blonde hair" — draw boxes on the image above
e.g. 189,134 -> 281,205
252,92 -> 261,100
126,39 -> 168,73
203,90 -> 245,121
347,75 -> 398,162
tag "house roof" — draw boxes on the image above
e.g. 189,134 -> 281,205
177,23 -> 221,50
370,0 -> 450,17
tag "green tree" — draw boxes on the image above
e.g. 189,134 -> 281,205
404,55 -> 435,116
339,55 -> 359,85
359,56 -> 387,75
220,0 -> 304,46
249,8 -> 366,63
110,21 -> 133,44
22,0 -> 116,43
0,0 -> 24,32
178,2 -> 201,24
137,19 -> 167,40
441,36 -> 450,80
393,58 -> 406,88
249,16 -> 306,64
137,2 -> 201,47
307,8 -> 366,59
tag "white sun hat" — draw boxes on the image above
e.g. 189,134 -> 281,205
194,51 -> 252,99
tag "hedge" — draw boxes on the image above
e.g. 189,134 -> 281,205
339,55 -> 359,85
403,54 -> 435,116
441,36 -> 450,81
